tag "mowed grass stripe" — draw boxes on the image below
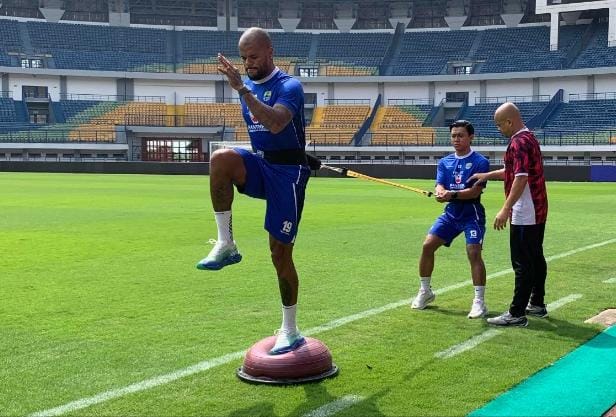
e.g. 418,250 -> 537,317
434,294 -> 583,359
29,241 -> 611,417
301,395 -> 364,417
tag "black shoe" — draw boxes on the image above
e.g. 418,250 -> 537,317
525,304 -> 549,318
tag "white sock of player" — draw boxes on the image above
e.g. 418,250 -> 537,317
420,277 -> 431,292
281,304 -> 298,333
474,285 -> 485,301
214,211 -> 233,244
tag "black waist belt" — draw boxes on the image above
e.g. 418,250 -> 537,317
261,149 -> 307,166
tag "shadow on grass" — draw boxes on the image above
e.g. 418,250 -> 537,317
524,316 -> 607,344
226,381 -> 389,417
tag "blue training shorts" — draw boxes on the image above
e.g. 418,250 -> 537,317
236,148 -> 310,244
429,213 -> 486,247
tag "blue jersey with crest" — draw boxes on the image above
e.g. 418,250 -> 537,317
242,68 -> 305,152
436,150 -> 490,221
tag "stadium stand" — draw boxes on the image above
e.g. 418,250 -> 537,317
129,0 -> 217,26
408,0 -> 448,28
297,1 -> 336,30
307,104 -> 371,145
0,97 -> 18,123
475,25 -> 587,73
0,18 -> 614,76
370,104 -> 447,145
238,0 -> 281,29
544,98 -> 616,130
26,21 -> 172,72
352,1 -> 393,30
184,101 -> 249,140
0,0 -> 42,18
572,24 -> 616,69
62,0 -> 109,23
459,100 -> 549,139
316,33 -> 391,73
390,30 -> 476,76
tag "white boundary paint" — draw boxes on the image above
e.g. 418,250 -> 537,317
29,238 -> 616,417
603,278 -> 616,284
434,294 -> 583,359
301,395 -> 364,417
435,329 -> 503,359
546,294 -> 583,311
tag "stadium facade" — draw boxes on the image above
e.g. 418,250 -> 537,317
0,0 -> 616,169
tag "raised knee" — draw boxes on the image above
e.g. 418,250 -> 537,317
210,148 -> 236,165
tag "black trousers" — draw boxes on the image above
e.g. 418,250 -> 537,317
509,223 -> 547,317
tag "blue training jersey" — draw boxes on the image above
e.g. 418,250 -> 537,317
436,150 -> 490,221
242,68 -> 306,153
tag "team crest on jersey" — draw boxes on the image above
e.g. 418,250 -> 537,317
263,91 -> 272,101
465,162 -> 473,169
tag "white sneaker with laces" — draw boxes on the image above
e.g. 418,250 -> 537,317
269,328 -> 305,355
467,298 -> 488,319
196,240 -> 242,270
411,288 -> 435,310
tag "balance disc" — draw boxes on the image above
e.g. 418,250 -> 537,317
237,336 -> 338,384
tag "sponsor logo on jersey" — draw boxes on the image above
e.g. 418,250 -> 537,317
248,110 -> 259,124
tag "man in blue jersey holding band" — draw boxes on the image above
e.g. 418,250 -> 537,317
411,120 -> 490,319
196,27 -> 310,355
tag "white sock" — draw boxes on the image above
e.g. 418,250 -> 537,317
474,285 -> 485,301
281,304 -> 298,333
420,277 -> 431,292
214,211 -> 233,243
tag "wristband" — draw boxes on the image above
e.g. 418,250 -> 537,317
238,86 -> 251,97
451,191 -> 458,200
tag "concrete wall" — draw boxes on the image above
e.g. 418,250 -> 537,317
538,75 -> 587,97
485,79 -> 533,99
66,77 -> 116,97
9,74 -> 62,100
383,83 -> 431,103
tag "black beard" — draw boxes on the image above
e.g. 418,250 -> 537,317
247,72 -> 263,81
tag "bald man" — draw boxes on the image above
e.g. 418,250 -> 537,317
468,102 -> 548,327
196,27 -> 310,354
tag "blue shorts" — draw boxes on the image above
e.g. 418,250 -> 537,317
429,213 -> 486,247
236,148 -> 310,244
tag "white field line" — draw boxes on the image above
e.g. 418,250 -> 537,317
301,395 -> 364,417
434,293 -> 583,359
603,277 -> 616,284
547,293 -> 582,311
29,239 -> 615,417
435,329 -> 503,359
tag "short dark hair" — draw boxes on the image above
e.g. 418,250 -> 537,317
449,119 -> 474,136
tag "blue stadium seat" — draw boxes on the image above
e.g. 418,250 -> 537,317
459,101 -> 547,138
572,24 -> 616,69
545,99 -> 616,130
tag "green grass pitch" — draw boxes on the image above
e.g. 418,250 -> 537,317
1,172 -> 615,416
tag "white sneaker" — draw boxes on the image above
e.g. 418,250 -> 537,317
411,288 -> 435,310
269,328 -> 305,355
196,240 -> 242,270
467,299 -> 488,319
